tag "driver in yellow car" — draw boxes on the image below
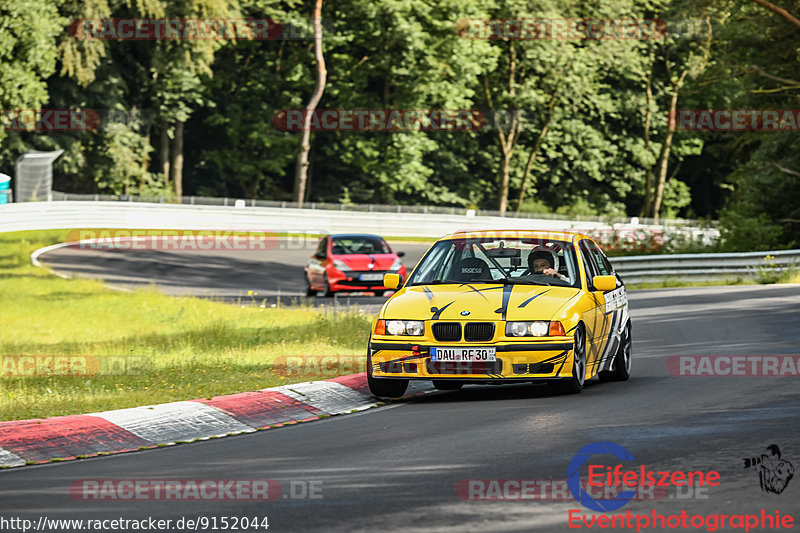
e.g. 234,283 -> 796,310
529,249 -> 570,282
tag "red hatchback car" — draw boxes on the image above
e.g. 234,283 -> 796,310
305,234 -> 407,297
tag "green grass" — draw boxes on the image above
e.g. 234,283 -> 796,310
0,230 -> 372,422
626,279 -> 750,290
626,271 -> 800,290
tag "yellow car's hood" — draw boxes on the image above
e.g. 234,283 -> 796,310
383,283 -> 580,321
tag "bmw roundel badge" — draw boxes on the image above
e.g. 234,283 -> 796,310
460,310 -> 470,316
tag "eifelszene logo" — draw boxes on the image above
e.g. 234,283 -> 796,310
743,444 -> 795,495
568,441 -> 637,511
567,441 -> 721,512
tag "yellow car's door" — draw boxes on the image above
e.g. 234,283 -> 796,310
577,239 -> 614,376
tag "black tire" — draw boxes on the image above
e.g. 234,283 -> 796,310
305,276 -> 317,297
432,380 -> 463,391
599,320 -> 632,382
367,352 -> 408,398
322,275 -> 334,298
373,290 -> 386,297
552,325 -> 586,395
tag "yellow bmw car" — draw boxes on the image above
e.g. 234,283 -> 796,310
367,230 -> 631,398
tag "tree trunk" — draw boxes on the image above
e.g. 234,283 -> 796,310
498,150 -> 512,215
293,0 -> 327,207
140,123 -> 151,193
515,91 -> 557,213
171,120 -> 184,200
160,122 -> 170,188
750,0 -> 800,29
640,51 -> 655,218
651,125 -> 674,222
484,42 -> 519,216
652,69 -> 688,221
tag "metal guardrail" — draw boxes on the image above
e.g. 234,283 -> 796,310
46,190 -> 708,228
5,200 -> 780,285
0,200 -> 717,245
613,249 -> 800,284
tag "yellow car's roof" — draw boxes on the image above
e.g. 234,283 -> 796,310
439,229 -> 593,241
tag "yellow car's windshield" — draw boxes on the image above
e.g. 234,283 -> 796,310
407,237 -> 580,288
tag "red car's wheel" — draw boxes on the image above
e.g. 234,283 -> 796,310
322,275 -> 334,297
305,275 -> 317,297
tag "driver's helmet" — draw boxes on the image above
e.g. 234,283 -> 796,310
528,247 -> 559,273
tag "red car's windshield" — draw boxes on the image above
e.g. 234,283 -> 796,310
331,237 -> 391,255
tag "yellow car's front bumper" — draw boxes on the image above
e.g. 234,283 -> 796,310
368,338 -> 575,381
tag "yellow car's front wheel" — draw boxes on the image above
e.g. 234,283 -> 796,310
552,325 -> 586,395
367,350 -> 408,398
599,320 -> 632,382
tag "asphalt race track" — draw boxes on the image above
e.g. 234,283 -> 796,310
2,235 -> 799,532
34,238 -> 432,309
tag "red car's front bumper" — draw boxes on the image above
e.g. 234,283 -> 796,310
327,268 -> 406,292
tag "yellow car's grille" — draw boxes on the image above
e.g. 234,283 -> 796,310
464,322 -> 495,342
431,322 -> 496,342
432,322 -> 461,341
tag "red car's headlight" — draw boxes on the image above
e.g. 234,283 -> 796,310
332,259 -> 351,271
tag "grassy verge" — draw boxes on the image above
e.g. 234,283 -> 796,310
626,261 -> 800,290
1,230 -> 371,422
626,279 -> 750,290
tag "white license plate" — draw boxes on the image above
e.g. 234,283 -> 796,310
430,347 -> 496,362
360,273 -> 384,281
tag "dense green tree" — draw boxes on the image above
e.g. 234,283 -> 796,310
698,0 -> 800,249
0,0 -> 63,163
1,0 -> 798,251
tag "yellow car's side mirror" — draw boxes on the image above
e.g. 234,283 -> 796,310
383,273 -> 401,290
593,275 -> 617,292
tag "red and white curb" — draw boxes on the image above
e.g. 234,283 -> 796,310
0,374 -> 433,468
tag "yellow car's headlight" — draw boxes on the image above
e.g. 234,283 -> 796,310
376,319 -> 424,336
506,321 -> 566,337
